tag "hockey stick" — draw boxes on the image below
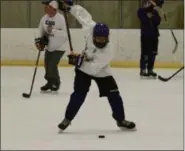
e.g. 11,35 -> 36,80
163,14 -> 178,54
61,0 -> 74,52
158,66 -> 184,82
22,51 -> 41,98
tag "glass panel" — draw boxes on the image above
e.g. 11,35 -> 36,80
159,0 -> 184,29
122,0 -> 140,28
77,0 -> 120,28
1,1 -> 28,28
1,0 -> 183,29
30,1 -> 45,28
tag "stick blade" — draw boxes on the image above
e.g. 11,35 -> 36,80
22,93 -> 30,98
158,75 -> 169,82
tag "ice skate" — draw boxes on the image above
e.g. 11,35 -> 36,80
117,120 -> 136,130
58,118 -> 71,133
50,81 -> 60,92
148,70 -> 157,79
40,82 -> 52,92
140,69 -> 149,79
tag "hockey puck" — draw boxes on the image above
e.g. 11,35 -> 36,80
98,135 -> 105,138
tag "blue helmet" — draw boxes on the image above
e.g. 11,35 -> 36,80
93,23 -> 109,37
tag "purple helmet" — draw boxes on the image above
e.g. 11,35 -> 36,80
93,23 -> 109,37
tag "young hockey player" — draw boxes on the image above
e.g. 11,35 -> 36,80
57,1 -> 136,131
35,0 -> 67,92
137,0 -> 164,78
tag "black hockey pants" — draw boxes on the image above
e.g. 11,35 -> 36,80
140,36 -> 159,71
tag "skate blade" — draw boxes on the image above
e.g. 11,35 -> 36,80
40,90 -> 50,93
140,76 -> 149,79
140,76 -> 157,80
58,129 -> 64,134
40,91 -> 58,95
148,76 -> 157,79
119,127 -> 137,131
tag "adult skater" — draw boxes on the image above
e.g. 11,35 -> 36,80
35,0 -> 67,92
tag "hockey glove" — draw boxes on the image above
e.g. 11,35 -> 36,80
68,53 -> 85,68
35,35 -> 49,51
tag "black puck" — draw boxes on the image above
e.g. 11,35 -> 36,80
98,135 -> 105,138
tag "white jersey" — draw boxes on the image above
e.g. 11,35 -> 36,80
70,5 -> 114,77
36,12 -> 67,52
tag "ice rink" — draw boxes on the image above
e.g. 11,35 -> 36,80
1,67 -> 184,150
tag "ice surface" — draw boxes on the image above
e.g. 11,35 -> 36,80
1,67 -> 184,150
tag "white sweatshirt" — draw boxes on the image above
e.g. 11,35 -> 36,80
70,5 -> 114,77
36,12 -> 67,52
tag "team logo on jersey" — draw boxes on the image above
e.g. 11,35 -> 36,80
45,20 -> 55,26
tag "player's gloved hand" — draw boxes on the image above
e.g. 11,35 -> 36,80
68,52 -> 86,68
34,35 -> 49,51
35,38 -> 45,51
58,0 -> 73,12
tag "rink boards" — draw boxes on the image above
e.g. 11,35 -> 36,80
1,28 -> 184,68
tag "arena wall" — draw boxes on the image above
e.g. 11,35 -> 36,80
1,28 -> 183,68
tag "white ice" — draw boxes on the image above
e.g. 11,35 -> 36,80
1,67 -> 183,150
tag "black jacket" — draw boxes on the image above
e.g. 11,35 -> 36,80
137,8 -> 161,38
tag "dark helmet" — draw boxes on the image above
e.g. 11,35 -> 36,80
93,23 -> 109,37
93,23 -> 110,49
